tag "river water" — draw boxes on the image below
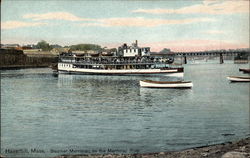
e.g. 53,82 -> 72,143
1,61 -> 249,157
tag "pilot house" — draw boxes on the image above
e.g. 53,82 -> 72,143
117,40 -> 150,57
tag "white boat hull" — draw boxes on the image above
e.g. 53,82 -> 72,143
140,80 -> 193,88
58,63 -> 183,76
227,76 -> 250,82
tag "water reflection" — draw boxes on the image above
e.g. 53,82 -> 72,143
249,100 -> 250,135
56,74 -> 188,107
54,74 -> 192,122
1,68 -> 53,79
56,73 -> 183,87
139,87 -> 192,107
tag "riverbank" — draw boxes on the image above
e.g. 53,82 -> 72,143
0,48 -> 58,69
0,64 -> 52,69
54,137 -> 250,158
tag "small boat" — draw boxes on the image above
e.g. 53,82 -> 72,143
227,76 -> 250,82
75,53 -> 85,57
140,80 -> 193,88
90,52 -> 100,57
239,68 -> 250,73
101,52 -> 114,56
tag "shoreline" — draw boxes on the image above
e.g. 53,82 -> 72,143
0,65 -> 51,70
0,49 -> 58,70
54,137 -> 250,158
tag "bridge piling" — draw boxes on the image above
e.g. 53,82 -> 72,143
220,53 -> 224,64
183,55 -> 187,64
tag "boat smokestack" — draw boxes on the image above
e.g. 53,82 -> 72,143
135,40 -> 138,47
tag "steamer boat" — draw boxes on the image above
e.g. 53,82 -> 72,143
57,41 -> 183,76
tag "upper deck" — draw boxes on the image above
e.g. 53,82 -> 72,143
59,41 -> 174,66
59,54 -> 174,66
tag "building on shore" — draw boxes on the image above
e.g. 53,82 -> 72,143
50,48 -> 71,55
1,44 -> 20,49
1,44 -> 35,50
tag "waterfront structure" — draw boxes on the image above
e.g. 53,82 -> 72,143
0,48 -> 57,68
175,48 -> 250,64
57,41 -> 183,76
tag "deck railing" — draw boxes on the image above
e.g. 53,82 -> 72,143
59,58 -> 172,65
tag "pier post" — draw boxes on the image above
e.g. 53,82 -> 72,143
220,53 -> 224,64
183,55 -> 187,64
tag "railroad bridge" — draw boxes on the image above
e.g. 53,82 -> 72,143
173,50 -> 250,64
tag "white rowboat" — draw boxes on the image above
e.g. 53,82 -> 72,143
227,76 -> 250,82
140,80 -> 193,88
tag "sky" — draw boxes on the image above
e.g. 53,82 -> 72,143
1,0 -> 249,52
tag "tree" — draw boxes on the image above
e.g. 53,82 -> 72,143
36,40 -> 52,51
69,44 -> 102,51
50,44 -> 62,48
159,48 -> 171,54
109,48 -> 117,52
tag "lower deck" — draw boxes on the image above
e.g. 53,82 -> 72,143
57,62 -> 184,77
